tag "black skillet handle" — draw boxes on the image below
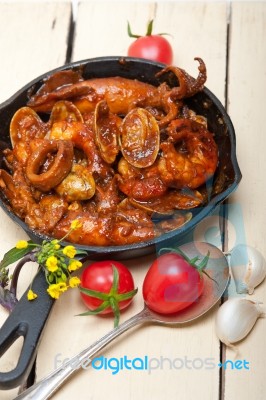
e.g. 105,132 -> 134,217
0,269 -> 54,389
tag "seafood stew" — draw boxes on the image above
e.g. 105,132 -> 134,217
0,57 -> 241,258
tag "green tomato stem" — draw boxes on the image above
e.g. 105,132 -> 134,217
78,301 -> 110,316
110,264 -> 119,293
127,19 -> 171,40
158,247 -> 210,273
116,288 -> 138,301
146,19 -> 153,36
109,296 -> 120,328
127,21 -> 140,38
79,287 -> 110,301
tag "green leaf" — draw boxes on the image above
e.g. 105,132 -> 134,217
74,249 -> 88,256
189,256 -> 200,265
78,301 -> 109,316
116,288 -> 138,301
197,251 -> 210,271
79,286 -> 110,301
158,247 -> 192,263
0,241 -> 36,270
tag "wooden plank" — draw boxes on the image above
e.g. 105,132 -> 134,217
0,2 -> 71,398
0,1 -> 71,102
72,1 -> 157,61
33,2 -> 228,400
225,2 -> 266,399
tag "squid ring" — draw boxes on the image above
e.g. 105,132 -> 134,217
26,140 -> 74,191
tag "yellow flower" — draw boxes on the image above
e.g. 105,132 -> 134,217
68,259 -> 83,272
51,239 -> 60,250
16,240 -> 28,249
70,219 -> 82,230
46,256 -> 58,272
47,282 -> 68,299
69,276 -> 81,288
63,245 -> 77,258
27,289 -> 38,301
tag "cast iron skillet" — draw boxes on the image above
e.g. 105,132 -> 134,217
0,57 -> 241,389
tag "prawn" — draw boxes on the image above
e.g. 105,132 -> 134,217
0,167 -> 68,233
117,157 -> 168,201
158,119 -> 218,189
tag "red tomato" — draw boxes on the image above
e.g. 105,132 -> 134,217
142,252 -> 204,314
80,260 -> 137,327
127,20 -> 173,64
127,35 -> 173,65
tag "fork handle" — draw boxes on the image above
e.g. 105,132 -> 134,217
15,308 -> 149,400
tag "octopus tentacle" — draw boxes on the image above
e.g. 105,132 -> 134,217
156,57 -> 207,100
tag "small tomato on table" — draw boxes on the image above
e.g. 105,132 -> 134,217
79,260 -> 138,327
142,249 -> 209,314
127,20 -> 173,64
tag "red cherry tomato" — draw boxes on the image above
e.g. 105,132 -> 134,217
128,35 -> 173,64
127,20 -> 173,65
142,252 -> 205,314
80,260 -> 137,327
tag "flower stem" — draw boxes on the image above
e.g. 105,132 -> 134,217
10,253 -> 37,297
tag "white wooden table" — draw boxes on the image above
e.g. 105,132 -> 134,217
0,1 -> 265,399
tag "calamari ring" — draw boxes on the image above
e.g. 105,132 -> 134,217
26,140 -> 73,191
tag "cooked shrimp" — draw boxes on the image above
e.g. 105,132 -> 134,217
158,119 -> 218,189
117,157 -> 167,201
110,208 -> 157,245
0,167 -> 35,218
94,177 -> 121,214
52,210 -> 112,246
0,167 -> 68,233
